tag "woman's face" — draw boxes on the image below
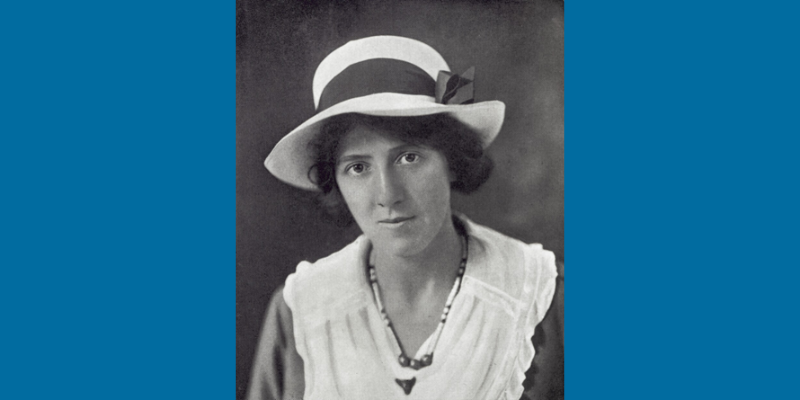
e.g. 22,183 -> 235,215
335,122 -> 454,258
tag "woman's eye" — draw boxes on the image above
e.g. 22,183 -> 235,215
345,163 -> 367,175
398,153 -> 419,164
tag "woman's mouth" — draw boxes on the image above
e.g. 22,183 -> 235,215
378,216 -> 414,227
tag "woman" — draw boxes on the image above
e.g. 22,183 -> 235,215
248,36 -> 563,400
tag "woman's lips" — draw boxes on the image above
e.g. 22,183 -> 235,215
378,216 -> 414,226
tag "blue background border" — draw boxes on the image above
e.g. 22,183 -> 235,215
567,1 -> 800,398
2,0 -> 799,398
2,0 -> 233,398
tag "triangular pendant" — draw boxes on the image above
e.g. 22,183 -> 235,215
395,377 -> 416,395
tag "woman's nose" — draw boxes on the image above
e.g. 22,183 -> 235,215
375,168 -> 404,208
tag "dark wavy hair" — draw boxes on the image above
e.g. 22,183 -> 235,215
308,113 -> 494,227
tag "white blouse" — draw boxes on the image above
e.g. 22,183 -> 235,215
283,216 -> 557,400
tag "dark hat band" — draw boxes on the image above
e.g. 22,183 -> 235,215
317,58 -> 436,112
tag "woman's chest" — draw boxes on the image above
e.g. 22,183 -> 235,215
299,292 -> 525,400
382,289 -> 451,357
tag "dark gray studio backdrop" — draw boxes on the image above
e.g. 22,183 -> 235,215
236,0 -> 563,398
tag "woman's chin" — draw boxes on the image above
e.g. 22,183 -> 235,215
365,215 -> 452,259
370,235 -> 429,259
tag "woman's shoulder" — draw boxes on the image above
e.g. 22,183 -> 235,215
462,214 -> 555,263
460,215 -> 558,300
283,236 -> 370,323
287,236 -> 365,283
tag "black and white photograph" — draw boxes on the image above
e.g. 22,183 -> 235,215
236,1 -> 564,399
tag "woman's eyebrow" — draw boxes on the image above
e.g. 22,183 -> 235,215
336,154 -> 372,165
385,143 -> 426,156
337,144 -> 424,165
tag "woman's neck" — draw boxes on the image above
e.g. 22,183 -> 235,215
371,217 -> 463,302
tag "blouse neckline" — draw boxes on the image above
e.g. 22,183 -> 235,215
353,213 -> 478,375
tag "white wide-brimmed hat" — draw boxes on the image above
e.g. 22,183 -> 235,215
264,35 -> 506,191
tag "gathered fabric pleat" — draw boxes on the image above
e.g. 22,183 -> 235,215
283,215 -> 558,400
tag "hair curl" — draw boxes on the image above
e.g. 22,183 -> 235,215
308,113 -> 494,227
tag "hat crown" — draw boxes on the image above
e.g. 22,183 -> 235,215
312,36 -> 450,109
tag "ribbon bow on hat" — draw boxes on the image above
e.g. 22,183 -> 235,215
435,67 -> 475,105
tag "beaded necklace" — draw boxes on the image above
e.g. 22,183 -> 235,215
367,232 -> 468,395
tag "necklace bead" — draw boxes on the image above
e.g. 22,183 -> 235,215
398,354 -> 410,367
367,232 -> 468,373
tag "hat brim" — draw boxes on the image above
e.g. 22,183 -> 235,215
264,93 -> 505,191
